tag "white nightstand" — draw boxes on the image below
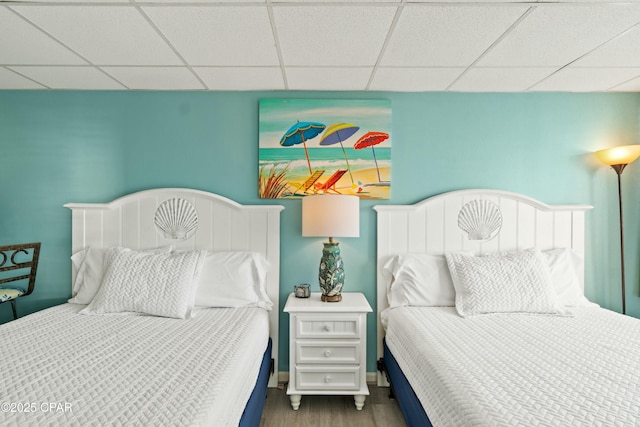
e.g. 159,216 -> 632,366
284,292 -> 372,411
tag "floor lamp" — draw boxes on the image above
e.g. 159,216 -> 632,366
595,144 -> 640,315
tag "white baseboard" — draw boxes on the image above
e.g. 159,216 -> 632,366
366,372 -> 378,384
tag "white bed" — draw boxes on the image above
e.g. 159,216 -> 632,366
375,189 -> 640,426
0,188 -> 283,426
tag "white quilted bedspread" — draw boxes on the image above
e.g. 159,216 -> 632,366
0,304 -> 268,426
385,306 -> 640,426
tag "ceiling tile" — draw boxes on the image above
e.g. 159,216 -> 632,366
449,67 -> 558,92
0,6 -> 86,65
11,5 -> 183,66
8,66 -> 125,89
408,0 -> 531,2
0,67 -> 45,89
478,5 -> 640,67
136,0 -> 260,2
537,0 -> 624,2
275,0 -> 397,2
143,6 -> 278,66
194,67 -> 284,90
285,67 -> 372,90
273,5 -> 396,67
530,67 -> 640,92
611,75 -> 640,91
16,0 -> 126,3
370,67 -> 464,91
573,24 -> 640,67
380,5 -> 529,67
101,66 -> 205,90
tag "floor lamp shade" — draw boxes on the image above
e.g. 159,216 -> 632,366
595,145 -> 640,170
302,195 -> 360,302
595,144 -> 640,315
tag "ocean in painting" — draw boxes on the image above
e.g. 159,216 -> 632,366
259,147 -> 391,181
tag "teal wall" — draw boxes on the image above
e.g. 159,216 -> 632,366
1,91 -> 639,374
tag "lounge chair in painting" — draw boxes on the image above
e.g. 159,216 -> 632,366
314,169 -> 348,194
291,170 -> 325,195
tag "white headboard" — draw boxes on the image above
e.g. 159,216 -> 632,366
65,188 -> 284,387
373,189 -> 592,385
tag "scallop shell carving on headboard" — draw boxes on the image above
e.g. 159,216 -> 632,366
154,198 -> 199,240
458,199 -> 502,241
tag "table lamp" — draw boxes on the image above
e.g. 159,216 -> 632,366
302,195 -> 359,302
595,144 -> 640,315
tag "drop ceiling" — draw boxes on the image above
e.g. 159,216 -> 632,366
1,0 -> 640,92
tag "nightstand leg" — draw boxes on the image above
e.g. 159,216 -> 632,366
354,395 -> 366,410
289,394 -> 301,410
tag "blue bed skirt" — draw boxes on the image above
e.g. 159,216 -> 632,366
239,338 -> 272,427
383,339 -> 432,427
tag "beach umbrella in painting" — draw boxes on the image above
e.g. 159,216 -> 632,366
280,121 -> 326,175
319,123 -> 360,185
353,131 -> 389,182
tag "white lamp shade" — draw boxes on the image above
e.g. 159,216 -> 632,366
302,195 -> 359,238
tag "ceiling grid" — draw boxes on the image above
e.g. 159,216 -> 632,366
0,0 -> 638,91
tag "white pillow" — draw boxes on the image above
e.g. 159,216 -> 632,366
194,251 -> 272,310
69,247 -> 105,304
80,247 -> 205,319
542,248 -> 595,307
383,254 -> 456,307
445,248 -> 568,317
69,246 -> 171,305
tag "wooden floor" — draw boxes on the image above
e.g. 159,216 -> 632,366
260,384 -> 407,427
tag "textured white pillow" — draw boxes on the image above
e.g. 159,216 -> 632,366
194,252 -> 272,310
383,254 -> 456,307
445,248 -> 568,317
69,246 -> 170,305
543,248 -> 595,307
80,247 -> 205,319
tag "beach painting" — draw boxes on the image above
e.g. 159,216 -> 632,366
258,99 -> 391,199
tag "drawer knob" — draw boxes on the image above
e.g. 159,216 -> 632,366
324,375 -> 331,383
323,324 -> 332,332
324,350 -> 332,357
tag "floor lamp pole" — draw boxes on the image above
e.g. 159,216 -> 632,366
615,167 -> 626,315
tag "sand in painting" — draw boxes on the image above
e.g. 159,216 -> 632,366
285,166 -> 390,200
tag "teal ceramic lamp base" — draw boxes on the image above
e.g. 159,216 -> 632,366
318,240 -> 344,302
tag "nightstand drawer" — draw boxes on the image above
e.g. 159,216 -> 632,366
296,341 -> 360,364
295,366 -> 360,391
295,315 -> 360,339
